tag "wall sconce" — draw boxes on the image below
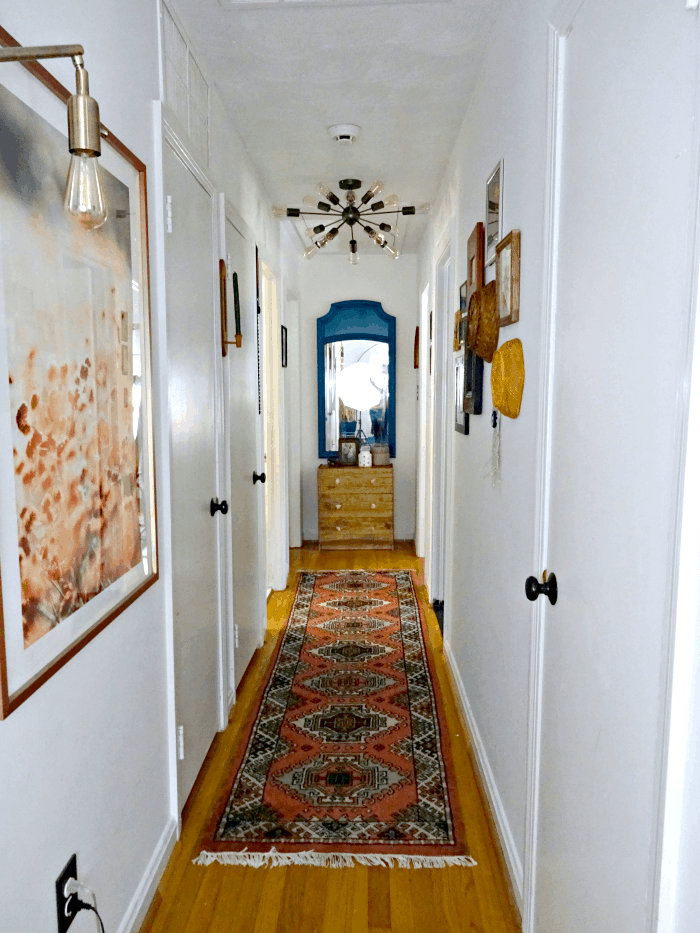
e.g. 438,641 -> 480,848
0,43 -> 107,228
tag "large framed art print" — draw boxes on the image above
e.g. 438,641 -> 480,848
0,28 -> 158,717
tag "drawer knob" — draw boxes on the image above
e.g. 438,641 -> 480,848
335,478 -> 340,485
371,503 -> 376,509
335,503 -> 341,509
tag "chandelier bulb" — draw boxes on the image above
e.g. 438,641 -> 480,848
384,194 -> 400,208
304,245 -> 316,259
305,228 -> 315,239
272,205 -> 287,218
318,183 -> 340,206
369,180 -> 384,196
349,251 -> 359,265
417,202 -> 431,214
384,245 -> 401,259
303,195 -> 317,208
64,153 -> 107,229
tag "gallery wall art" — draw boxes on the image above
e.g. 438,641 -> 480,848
0,30 -> 157,717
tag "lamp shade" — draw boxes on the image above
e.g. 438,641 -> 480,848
337,362 -> 381,411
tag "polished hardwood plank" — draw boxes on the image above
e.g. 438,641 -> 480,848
140,545 -> 521,933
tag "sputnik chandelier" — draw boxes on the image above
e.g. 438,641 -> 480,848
274,179 -> 430,263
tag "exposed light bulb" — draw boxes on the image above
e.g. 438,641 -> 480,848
384,194 -> 400,208
305,228 -> 315,239
349,239 -> 358,264
369,180 -> 384,196
318,183 -> 340,206
64,154 -> 107,229
272,205 -> 287,218
349,251 -> 359,265
385,245 -> 401,259
304,245 -> 316,259
417,202 -> 431,214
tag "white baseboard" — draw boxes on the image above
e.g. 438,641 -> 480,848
443,640 -> 524,908
117,817 -> 178,933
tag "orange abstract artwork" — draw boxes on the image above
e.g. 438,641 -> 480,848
1,82 -> 144,650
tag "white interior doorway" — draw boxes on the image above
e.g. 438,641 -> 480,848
426,239 -> 452,604
260,261 -> 288,592
416,284 -> 431,559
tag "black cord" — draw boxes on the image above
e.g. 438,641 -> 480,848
75,897 -> 106,933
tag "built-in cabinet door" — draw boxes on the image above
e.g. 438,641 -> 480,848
164,142 -> 221,810
534,4 -> 696,930
225,216 -> 266,687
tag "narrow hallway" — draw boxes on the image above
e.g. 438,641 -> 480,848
139,545 -> 520,933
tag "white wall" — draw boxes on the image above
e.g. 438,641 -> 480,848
299,252 -> 418,541
416,0 -> 550,885
0,3 -> 174,933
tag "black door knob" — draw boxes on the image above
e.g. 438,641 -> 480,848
525,572 -> 558,605
210,498 -> 229,516
253,471 -> 266,485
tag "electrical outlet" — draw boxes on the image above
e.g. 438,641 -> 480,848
55,854 -> 79,933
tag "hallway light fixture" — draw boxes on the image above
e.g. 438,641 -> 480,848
0,43 -> 108,228
273,179 -> 430,263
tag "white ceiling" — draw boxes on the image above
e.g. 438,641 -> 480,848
170,0 -> 501,253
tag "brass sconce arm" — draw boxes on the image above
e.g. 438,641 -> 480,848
0,44 -> 85,63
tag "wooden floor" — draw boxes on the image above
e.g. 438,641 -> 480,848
139,544 -> 521,933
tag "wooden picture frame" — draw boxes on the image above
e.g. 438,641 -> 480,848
338,437 -> 360,465
485,161 -> 503,266
0,28 -> 158,718
281,324 -> 288,367
453,310 -> 462,351
466,222 -> 485,306
496,229 -> 521,326
463,348 -> 484,415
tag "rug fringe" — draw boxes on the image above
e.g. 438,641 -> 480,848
193,848 -> 477,869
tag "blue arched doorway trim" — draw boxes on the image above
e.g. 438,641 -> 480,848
317,299 -> 396,459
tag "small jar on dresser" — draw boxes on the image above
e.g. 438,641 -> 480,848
317,464 -> 394,550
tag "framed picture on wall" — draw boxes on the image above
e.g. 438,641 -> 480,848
466,222 -> 484,305
485,161 -> 503,266
455,354 -> 469,434
0,30 -> 158,718
496,229 -> 521,326
281,324 -> 288,367
463,348 -> 484,415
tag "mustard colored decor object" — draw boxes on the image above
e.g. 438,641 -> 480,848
466,280 -> 499,363
491,338 -> 525,419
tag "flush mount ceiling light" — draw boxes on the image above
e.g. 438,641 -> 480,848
0,42 -> 107,228
327,123 -> 361,145
273,179 -> 430,263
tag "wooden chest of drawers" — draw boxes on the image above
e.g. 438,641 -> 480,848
318,465 -> 394,550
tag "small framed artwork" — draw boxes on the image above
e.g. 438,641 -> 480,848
454,354 -> 469,434
466,222 -> 484,305
338,436 -> 360,465
463,348 -> 484,415
281,324 -> 288,367
460,279 -> 468,316
485,161 -> 503,266
496,229 -> 520,326
414,326 -> 419,369
453,310 -> 462,351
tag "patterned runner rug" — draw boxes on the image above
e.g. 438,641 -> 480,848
195,570 -> 475,868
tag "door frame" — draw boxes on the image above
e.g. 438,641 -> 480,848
416,283 -> 431,559
426,229 -> 454,607
161,108 -> 230,742
219,197 -> 267,705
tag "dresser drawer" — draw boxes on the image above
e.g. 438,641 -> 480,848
318,468 -> 393,494
319,515 -> 393,541
319,492 -> 393,519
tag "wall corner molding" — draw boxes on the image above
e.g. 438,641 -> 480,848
548,0 -> 587,36
443,640 -> 524,909
117,816 -> 178,933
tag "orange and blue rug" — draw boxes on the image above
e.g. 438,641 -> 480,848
195,570 -> 475,868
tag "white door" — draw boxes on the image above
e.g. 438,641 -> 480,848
224,216 -> 266,687
532,4 -> 697,931
164,142 -> 222,809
